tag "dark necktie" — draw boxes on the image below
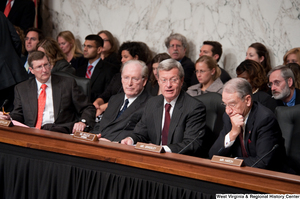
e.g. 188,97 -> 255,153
116,99 -> 129,119
85,65 -> 93,79
239,129 -> 248,157
162,103 -> 171,145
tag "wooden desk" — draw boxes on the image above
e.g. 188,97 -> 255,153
0,125 -> 300,199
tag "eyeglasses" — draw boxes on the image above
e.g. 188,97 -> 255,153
32,63 -> 51,71
159,77 -> 180,84
122,76 -> 143,83
221,102 -> 237,109
267,80 -> 284,88
195,69 -> 211,74
168,44 -> 183,49
82,44 -> 97,49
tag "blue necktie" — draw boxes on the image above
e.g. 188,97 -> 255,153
116,99 -> 129,119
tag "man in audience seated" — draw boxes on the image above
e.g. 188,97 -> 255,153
197,41 -> 231,84
92,60 -> 150,142
0,51 -> 96,134
268,65 -> 300,106
121,59 -> 206,156
76,34 -> 117,102
164,33 -> 194,87
22,27 -> 45,76
209,78 -> 286,171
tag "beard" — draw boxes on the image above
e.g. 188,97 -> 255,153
272,85 -> 291,100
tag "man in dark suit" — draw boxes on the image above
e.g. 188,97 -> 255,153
0,11 -> 28,111
91,60 -> 150,142
209,78 -> 286,171
268,65 -> 300,106
164,33 -> 195,87
0,0 -> 35,31
121,59 -> 206,156
0,51 -> 96,134
76,34 -> 117,102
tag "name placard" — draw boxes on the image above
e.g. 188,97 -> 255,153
73,131 -> 98,141
0,119 -> 13,127
135,142 -> 165,153
211,155 -> 244,167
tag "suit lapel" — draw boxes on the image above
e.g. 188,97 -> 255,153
245,103 -> 257,148
168,92 -> 184,144
90,60 -> 103,87
28,78 -> 38,123
51,75 -> 62,120
154,96 -> 164,144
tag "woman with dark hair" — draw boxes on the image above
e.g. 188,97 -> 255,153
246,42 -> 272,75
187,55 -> 223,96
236,59 -> 277,112
37,37 -> 75,74
57,30 -> 86,69
93,41 -> 150,116
146,53 -> 171,96
98,30 -> 121,68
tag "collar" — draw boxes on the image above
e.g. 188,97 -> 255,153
284,89 -> 296,107
124,88 -> 144,106
163,95 -> 179,108
36,76 -> 52,90
88,57 -> 101,67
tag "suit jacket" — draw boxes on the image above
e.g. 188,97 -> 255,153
0,0 -> 35,31
10,74 -> 96,133
129,90 -> 206,156
209,101 -> 286,171
91,89 -> 150,142
180,56 -> 195,88
76,59 -> 117,102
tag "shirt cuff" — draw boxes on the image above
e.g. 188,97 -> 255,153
163,145 -> 172,153
224,133 -> 235,148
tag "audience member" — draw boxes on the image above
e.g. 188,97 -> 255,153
91,60 -> 150,142
283,47 -> 300,65
0,51 -> 96,134
93,41 -> 149,116
0,12 -> 28,112
198,41 -> 231,84
121,59 -> 206,156
98,30 -> 121,69
0,0 -> 35,31
76,34 -> 117,102
246,42 -> 272,75
187,55 -> 223,96
57,30 -> 86,69
164,33 -> 194,87
209,78 -> 286,171
22,27 -> 44,76
268,65 -> 300,106
236,60 -> 277,112
37,37 -> 75,75
286,63 -> 300,89
146,53 -> 171,96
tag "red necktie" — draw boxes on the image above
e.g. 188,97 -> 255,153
4,0 -> 13,17
239,130 -> 248,157
35,84 -> 47,129
85,65 -> 93,79
162,103 -> 171,145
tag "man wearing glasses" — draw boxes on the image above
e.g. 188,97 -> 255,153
209,78 -> 286,171
268,65 -> 300,106
0,51 -> 96,134
76,34 -> 117,102
91,60 -> 150,142
121,59 -> 206,156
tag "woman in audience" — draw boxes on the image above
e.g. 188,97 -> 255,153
146,53 -> 171,96
283,47 -> 300,65
57,30 -> 86,69
93,41 -> 149,117
236,59 -> 277,112
186,55 -> 223,96
245,42 -> 272,75
98,30 -> 121,69
37,37 -> 75,74
286,63 -> 300,89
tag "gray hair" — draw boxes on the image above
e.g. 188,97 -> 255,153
267,65 -> 295,88
223,78 -> 253,99
164,33 -> 188,49
157,58 -> 184,79
121,60 -> 149,78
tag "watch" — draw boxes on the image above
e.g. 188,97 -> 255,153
81,119 -> 87,124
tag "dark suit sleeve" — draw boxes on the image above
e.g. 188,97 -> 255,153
17,0 -> 35,31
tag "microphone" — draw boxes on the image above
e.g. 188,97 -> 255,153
1,99 -> 8,109
178,130 -> 204,154
251,144 -> 279,167
111,114 -> 141,142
